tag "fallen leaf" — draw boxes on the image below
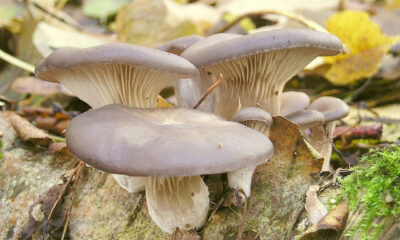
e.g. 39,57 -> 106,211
11,76 -> 73,95
48,142 -> 69,154
33,21 -> 113,57
300,200 -> 349,240
36,116 -> 57,131
216,0 -> 339,15
0,2 -> 21,27
385,0 -> 400,10
115,0 -> 218,47
305,185 -> 328,224
19,177 -> 68,240
6,111 -> 52,146
324,10 -> 395,85
83,0 -> 130,23
157,96 -> 173,108
203,117 -> 324,239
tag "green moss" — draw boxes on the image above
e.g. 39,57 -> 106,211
0,140 -> 3,159
339,145 -> 400,239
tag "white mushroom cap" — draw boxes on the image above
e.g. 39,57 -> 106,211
67,105 -> 273,176
280,91 -> 310,117
35,42 -> 198,108
182,29 -> 342,119
156,35 -> 204,55
285,110 -> 325,129
308,96 -> 349,123
66,104 -> 273,234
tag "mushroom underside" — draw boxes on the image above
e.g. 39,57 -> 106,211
206,48 -> 320,119
44,64 -> 182,108
112,174 -> 146,193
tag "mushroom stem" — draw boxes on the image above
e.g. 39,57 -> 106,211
145,176 -> 209,234
309,123 -> 336,172
228,119 -> 271,197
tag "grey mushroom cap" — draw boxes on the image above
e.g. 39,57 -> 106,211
66,104 -> 273,177
232,107 -> 272,125
181,33 -> 242,59
285,110 -> 325,129
182,28 -> 343,68
308,96 -> 349,122
35,42 -> 198,82
156,35 -> 204,55
280,91 -> 310,117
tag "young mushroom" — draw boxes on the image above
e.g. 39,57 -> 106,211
230,107 -> 273,197
182,28 -> 343,119
280,91 -> 310,117
308,96 -> 349,172
66,104 -> 273,234
35,42 -> 198,193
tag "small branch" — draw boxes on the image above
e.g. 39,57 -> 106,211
48,161 -> 85,220
0,48 -> 35,73
213,10 -> 327,34
252,213 -> 278,240
236,196 -> 248,240
61,195 -> 73,240
56,0 -> 69,10
193,73 -> 223,109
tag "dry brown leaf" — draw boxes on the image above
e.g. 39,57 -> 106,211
19,176 -> 68,240
305,185 -> 328,224
11,76 -> 73,96
6,111 -> 52,146
203,117 -> 324,239
48,142 -> 69,155
300,200 -> 349,240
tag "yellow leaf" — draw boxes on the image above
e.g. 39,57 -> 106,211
324,10 -> 395,85
385,0 -> 400,10
157,96 -> 173,108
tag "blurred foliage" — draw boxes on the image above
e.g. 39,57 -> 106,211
324,10 -> 397,85
83,0 -> 130,24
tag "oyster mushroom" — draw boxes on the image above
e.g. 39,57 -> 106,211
308,96 -> 349,172
230,107 -> 273,197
35,42 -> 198,193
66,104 -> 273,233
182,28 -> 343,119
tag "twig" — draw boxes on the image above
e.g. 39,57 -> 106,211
56,0 -> 69,10
345,77 -> 373,103
252,213 -> 278,240
193,73 -> 223,109
212,10 -> 327,34
0,48 -> 35,73
236,196 -> 248,240
61,195 -> 74,240
48,161 -> 85,220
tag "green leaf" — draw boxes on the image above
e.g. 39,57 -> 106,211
83,0 -> 130,23
0,3 -> 20,27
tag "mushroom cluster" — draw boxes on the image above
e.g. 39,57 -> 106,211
35,28 -> 347,234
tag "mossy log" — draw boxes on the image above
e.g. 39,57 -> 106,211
0,114 -> 398,240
